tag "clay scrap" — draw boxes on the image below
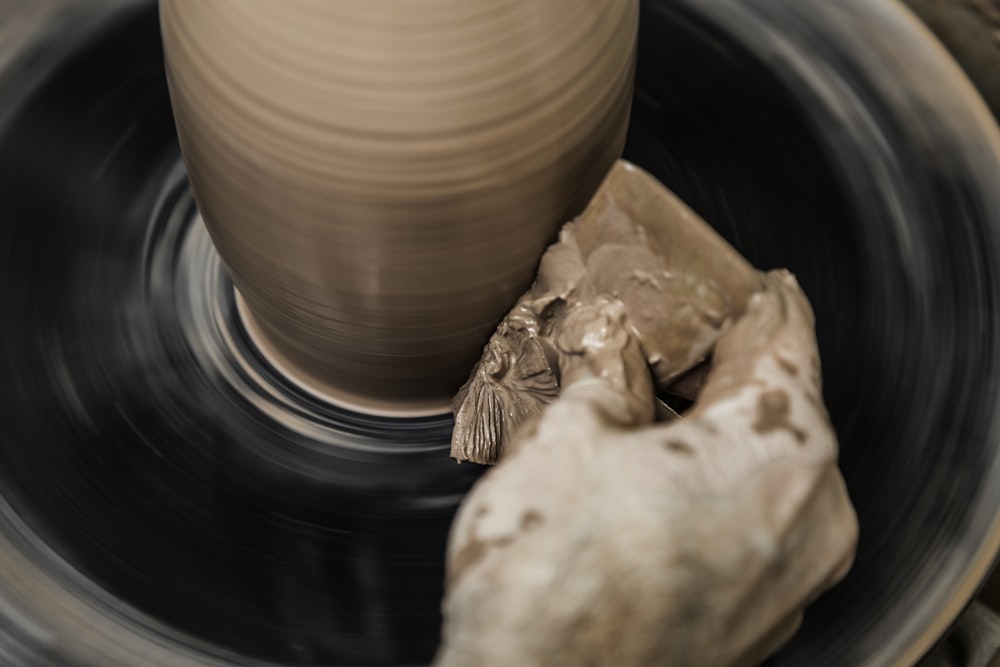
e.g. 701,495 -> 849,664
451,160 -> 763,464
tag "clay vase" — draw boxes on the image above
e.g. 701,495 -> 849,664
159,0 -> 639,415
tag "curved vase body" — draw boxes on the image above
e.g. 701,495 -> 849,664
160,0 -> 639,413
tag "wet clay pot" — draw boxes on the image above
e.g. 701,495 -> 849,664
1,0 -> 1000,666
159,0 -> 639,415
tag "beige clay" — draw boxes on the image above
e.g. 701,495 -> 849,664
159,0 -> 639,415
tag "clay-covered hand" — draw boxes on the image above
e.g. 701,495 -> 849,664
435,270 -> 858,667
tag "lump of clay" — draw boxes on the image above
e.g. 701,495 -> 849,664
436,271 -> 858,667
452,160 -> 763,464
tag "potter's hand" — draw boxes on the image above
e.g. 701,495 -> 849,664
435,270 -> 858,667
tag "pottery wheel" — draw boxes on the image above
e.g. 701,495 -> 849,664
5,1 -> 1000,666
